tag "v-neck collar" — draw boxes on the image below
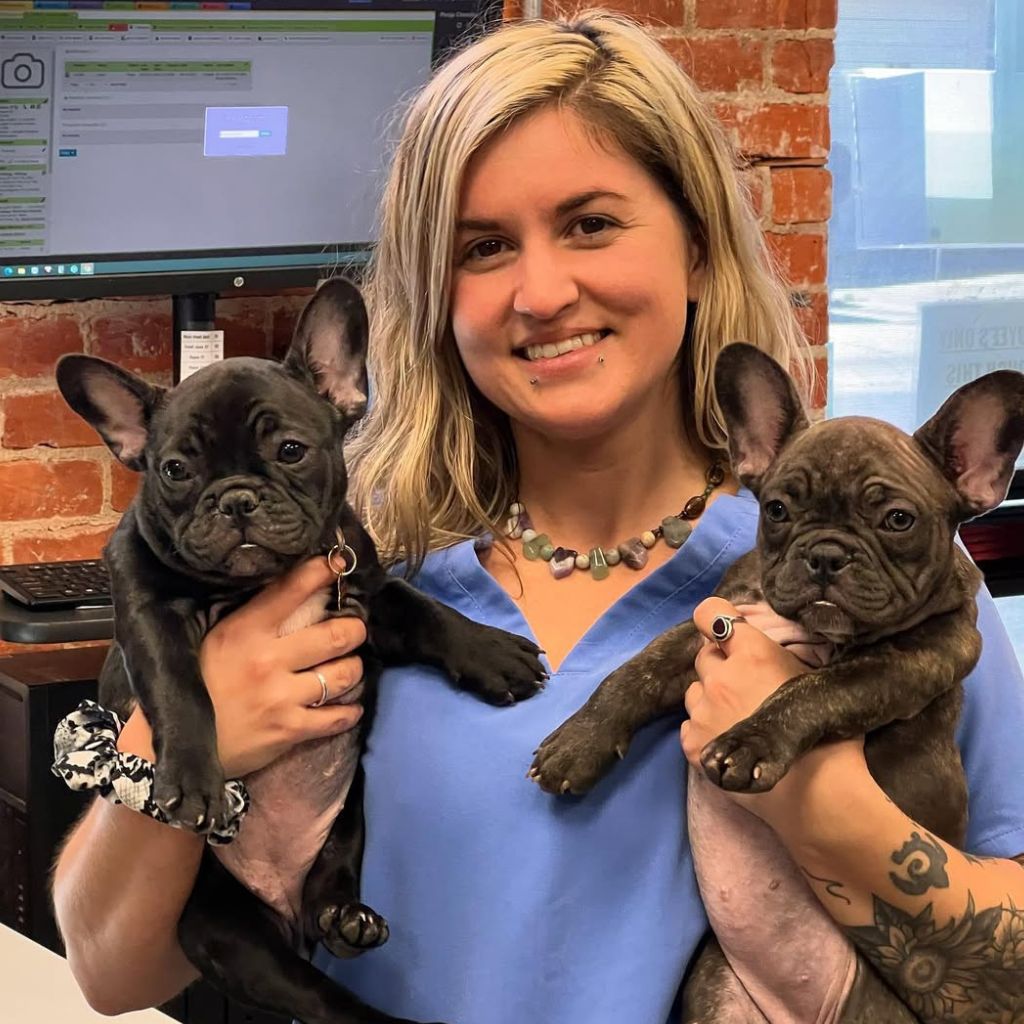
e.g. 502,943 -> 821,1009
424,490 -> 759,676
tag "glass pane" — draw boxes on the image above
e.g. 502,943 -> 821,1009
994,595 -> 1024,665
828,0 -> 1024,470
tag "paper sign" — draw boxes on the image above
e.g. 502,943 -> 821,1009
179,329 -> 224,381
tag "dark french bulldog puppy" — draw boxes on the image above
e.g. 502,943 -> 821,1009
55,279 -> 545,1024
528,343 -> 1024,1023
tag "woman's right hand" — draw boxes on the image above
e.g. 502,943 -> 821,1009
118,557 -> 366,778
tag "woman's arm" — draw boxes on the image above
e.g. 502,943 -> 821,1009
52,558 -> 366,1014
683,597 -> 1024,1024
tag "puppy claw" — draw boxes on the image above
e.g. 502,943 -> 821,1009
752,765 -> 763,781
559,780 -> 572,795
615,744 -> 626,760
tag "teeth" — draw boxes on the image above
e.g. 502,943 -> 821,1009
524,332 -> 603,362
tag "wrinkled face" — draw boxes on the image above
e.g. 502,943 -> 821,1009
757,419 -> 960,643
450,106 -> 703,442
141,360 -> 347,583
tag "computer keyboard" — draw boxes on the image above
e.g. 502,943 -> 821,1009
0,559 -> 113,611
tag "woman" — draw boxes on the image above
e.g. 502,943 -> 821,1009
53,11 -> 1024,1024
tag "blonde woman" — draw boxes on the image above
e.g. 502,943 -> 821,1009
53,11 -> 1024,1024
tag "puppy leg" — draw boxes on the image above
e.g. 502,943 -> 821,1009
529,620 -> 705,795
302,763 -> 390,959
680,936 -> 768,1024
180,854 -> 441,1024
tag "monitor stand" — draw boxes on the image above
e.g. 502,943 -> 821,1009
172,291 -> 219,385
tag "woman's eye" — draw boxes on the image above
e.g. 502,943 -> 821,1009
464,238 -> 506,262
883,509 -> 915,532
278,440 -> 308,464
764,499 -> 789,523
573,215 -> 615,237
161,459 -> 190,482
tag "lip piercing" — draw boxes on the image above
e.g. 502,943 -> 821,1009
710,614 -> 746,650
529,377 -> 539,386
598,356 -> 605,365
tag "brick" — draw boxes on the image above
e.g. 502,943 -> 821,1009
217,298 -> 272,359
695,0 -> 836,29
111,457 -> 140,512
90,310 -> 172,373
2,391 -> 102,450
809,353 -> 828,410
772,167 -> 832,223
792,290 -> 829,346
0,313 -> 84,380
664,35 -> 764,93
12,523 -> 117,563
549,0 -> 684,25
772,38 -> 834,94
271,300 -> 308,360
765,231 -> 827,285
714,101 -> 829,160
740,167 -> 768,219
0,459 -> 103,519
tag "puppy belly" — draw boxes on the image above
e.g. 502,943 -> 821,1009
688,769 -> 856,1024
214,732 -> 360,930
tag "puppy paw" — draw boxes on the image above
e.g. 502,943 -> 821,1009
699,726 -> 793,793
447,626 -> 547,705
152,756 -> 228,833
317,901 -> 389,958
528,712 -> 630,795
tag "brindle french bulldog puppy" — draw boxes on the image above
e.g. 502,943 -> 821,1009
527,342 -> 1024,1022
55,279 -> 545,1024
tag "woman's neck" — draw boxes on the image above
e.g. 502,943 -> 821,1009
511,405 -> 726,554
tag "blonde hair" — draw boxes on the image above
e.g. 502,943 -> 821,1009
348,9 -> 812,571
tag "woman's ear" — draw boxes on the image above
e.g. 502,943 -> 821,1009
687,248 -> 706,302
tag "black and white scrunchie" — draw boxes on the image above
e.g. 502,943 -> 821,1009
51,700 -> 249,845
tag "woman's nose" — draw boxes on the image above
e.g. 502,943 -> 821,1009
512,247 -> 579,320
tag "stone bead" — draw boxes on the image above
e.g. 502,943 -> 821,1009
683,495 -> 706,519
522,527 -> 538,544
618,537 -> 648,570
522,531 -> 549,559
605,547 -> 621,566
661,515 -> 693,549
575,552 -> 591,570
707,463 -> 726,486
588,546 -> 610,580
539,542 -> 555,561
550,547 -> 577,579
509,501 -> 524,515
505,516 -> 523,540
640,530 -> 657,549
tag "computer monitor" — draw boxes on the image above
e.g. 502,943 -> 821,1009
0,0 -> 500,312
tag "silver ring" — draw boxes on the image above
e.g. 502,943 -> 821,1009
710,614 -> 746,647
309,669 -> 329,708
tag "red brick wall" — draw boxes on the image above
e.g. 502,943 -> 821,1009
0,0 -> 834,648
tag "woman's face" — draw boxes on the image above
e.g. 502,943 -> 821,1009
450,106 -> 704,443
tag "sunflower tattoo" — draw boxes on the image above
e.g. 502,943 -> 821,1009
848,895 -> 1024,1022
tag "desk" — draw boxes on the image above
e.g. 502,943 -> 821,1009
0,923 -> 168,1023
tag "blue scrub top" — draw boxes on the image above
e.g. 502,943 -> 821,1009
319,490 -> 1024,1024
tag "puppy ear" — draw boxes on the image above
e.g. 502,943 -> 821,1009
913,370 -> 1024,520
714,342 -> 809,493
284,277 -> 369,419
55,354 -> 165,471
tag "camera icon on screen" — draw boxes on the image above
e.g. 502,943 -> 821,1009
2,53 -> 45,90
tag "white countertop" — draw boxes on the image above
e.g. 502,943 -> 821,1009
0,924 -> 169,1024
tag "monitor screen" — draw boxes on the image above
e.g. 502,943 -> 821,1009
0,0 -> 500,299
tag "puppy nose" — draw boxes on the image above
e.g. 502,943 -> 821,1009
218,487 -> 260,517
804,543 -> 852,584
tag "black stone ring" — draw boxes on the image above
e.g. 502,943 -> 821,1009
710,614 -> 747,648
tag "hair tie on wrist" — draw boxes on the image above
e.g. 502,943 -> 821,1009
51,700 -> 249,846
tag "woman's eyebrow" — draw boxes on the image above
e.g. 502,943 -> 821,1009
455,190 -> 629,233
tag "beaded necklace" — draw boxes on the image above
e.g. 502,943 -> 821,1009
505,462 -> 726,580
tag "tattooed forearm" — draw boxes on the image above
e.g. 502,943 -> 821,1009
847,893 -> 1024,1023
890,831 -> 950,896
801,867 -> 852,906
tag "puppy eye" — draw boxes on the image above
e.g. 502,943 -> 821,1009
278,440 -> 307,464
764,499 -> 789,523
883,509 -> 915,532
161,459 -> 190,482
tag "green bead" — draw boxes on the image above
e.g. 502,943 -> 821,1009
523,532 -> 550,560
588,546 -> 610,580
539,543 -> 555,561
661,515 -> 693,548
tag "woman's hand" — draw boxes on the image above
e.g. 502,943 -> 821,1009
680,596 -> 864,822
118,557 -> 366,778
